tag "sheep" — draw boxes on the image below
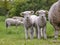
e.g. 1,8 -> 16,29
5,18 -> 21,28
35,10 -> 47,39
12,16 -> 24,24
20,11 -> 38,39
48,0 -> 60,39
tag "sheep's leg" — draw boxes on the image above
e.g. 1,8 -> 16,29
6,22 -> 8,28
54,26 -> 59,39
16,24 -> 18,28
52,22 -> 60,39
40,28 -> 44,37
37,26 -> 41,39
35,26 -> 38,38
30,27 -> 34,39
6,22 -> 10,28
42,26 -> 47,39
54,30 -> 59,39
8,23 -> 10,28
24,27 -> 28,39
54,25 -> 59,39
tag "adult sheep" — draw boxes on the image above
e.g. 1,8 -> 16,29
20,11 -> 38,39
48,0 -> 60,39
36,10 -> 47,39
5,18 -> 21,28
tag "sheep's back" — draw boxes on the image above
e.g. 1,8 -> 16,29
48,1 -> 60,24
5,18 -> 20,24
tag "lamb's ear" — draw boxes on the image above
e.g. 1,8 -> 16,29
35,11 -> 39,15
31,10 -> 34,14
20,12 -> 24,16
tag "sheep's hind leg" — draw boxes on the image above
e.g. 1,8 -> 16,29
54,30 -> 59,39
54,26 -> 59,39
54,25 -> 59,39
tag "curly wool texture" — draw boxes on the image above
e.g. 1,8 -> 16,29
48,0 -> 60,29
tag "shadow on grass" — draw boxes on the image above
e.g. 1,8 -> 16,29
22,36 -> 54,40
47,36 -> 54,39
33,36 -> 54,39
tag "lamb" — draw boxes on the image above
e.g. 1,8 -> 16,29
20,11 -> 38,39
5,18 -> 21,28
48,0 -> 60,39
35,10 -> 47,39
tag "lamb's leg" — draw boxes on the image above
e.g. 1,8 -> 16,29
40,28 -> 44,37
37,25 -> 41,39
42,26 -> 47,39
35,26 -> 38,38
24,27 -> 28,39
30,27 -> 34,39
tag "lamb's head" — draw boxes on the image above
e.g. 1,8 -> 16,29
36,10 -> 48,18
20,11 -> 34,19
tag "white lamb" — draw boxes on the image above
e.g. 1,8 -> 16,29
35,10 -> 47,39
20,11 -> 37,39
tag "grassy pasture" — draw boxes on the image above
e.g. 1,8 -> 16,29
0,16 -> 60,45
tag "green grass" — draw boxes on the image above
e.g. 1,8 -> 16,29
0,16 -> 60,45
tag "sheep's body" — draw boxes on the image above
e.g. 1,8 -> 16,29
5,18 -> 21,28
21,11 -> 37,39
48,0 -> 60,38
36,16 -> 46,27
48,1 -> 59,22
12,16 -> 24,24
12,16 -> 23,21
30,15 -> 38,24
35,10 -> 47,39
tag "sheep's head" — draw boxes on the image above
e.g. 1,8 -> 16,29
20,11 -> 34,18
36,10 -> 48,18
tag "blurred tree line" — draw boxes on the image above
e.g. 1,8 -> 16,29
0,0 -> 57,17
